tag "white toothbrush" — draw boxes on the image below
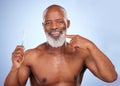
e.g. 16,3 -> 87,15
21,29 -> 25,46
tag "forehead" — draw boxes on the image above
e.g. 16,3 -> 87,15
43,7 -> 65,20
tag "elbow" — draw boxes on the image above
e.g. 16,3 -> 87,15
105,72 -> 118,83
106,77 -> 117,83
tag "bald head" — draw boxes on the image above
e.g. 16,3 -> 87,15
44,4 -> 66,11
43,5 -> 68,21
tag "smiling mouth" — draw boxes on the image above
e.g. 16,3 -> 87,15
49,31 -> 63,37
50,31 -> 61,36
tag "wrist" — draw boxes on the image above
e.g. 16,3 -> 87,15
11,65 -> 20,71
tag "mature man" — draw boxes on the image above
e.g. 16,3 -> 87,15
4,4 -> 117,86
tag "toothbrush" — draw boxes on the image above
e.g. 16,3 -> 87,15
21,29 -> 25,46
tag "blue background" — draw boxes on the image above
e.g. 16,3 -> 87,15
0,0 -> 120,86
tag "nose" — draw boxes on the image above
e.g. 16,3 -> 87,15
51,22 -> 57,30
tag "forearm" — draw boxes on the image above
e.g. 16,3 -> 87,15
87,42 -> 117,81
4,66 -> 20,86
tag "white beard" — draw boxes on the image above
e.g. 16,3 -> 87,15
45,30 -> 66,48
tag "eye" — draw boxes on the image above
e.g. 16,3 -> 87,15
44,21 -> 51,25
58,21 -> 64,24
56,19 -> 64,24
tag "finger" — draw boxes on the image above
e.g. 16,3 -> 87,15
64,34 -> 76,39
13,49 -> 24,56
14,45 -> 24,52
13,52 -> 24,57
12,49 -> 24,58
12,52 -> 24,62
15,45 -> 24,49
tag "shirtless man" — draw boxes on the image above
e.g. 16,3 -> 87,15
4,4 -> 117,86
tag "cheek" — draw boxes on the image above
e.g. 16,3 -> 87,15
59,24 -> 67,30
43,26 -> 50,32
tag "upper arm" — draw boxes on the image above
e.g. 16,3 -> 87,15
84,47 -> 117,82
85,55 -> 100,77
18,62 -> 30,86
18,50 -> 32,86
18,63 -> 30,85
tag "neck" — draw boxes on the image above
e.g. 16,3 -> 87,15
46,42 -> 67,52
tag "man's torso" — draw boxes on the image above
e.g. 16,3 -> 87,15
25,43 -> 88,86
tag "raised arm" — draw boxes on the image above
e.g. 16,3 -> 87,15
4,45 -> 30,86
85,42 -> 117,82
65,34 -> 117,82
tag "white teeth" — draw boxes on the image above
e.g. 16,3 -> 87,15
51,31 -> 60,35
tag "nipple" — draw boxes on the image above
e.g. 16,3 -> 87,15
41,78 -> 47,83
74,75 -> 77,81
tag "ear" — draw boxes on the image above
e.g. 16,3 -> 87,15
67,20 -> 70,28
42,22 -> 44,27
42,22 -> 46,29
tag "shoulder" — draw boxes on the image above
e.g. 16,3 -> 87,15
23,42 -> 47,63
25,42 -> 47,54
76,48 -> 90,60
66,43 -> 90,57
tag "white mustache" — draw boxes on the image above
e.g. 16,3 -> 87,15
46,29 -> 63,34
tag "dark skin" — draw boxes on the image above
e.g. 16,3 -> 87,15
4,5 -> 117,86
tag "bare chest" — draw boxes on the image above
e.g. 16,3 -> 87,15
29,52 -> 85,85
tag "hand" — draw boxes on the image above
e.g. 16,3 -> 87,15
65,34 -> 91,49
12,45 -> 25,69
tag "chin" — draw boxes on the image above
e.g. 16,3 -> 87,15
45,31 -> 66,48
